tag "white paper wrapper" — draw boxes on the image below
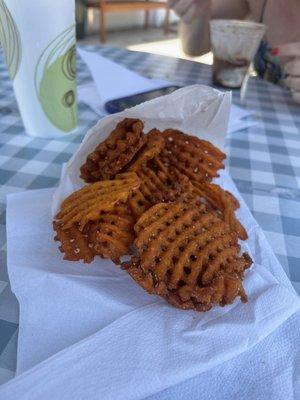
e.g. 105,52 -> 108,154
52,85 -> 231,214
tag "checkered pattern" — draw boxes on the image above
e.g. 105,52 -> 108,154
0,44 -> 299,386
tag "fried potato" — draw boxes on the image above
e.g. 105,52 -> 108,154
123,202 -> 252,311
55,172 -> 140,229
128,157 -> 192,218
54,203 -> 135,264
80,118 -> 145,182
127,129 -> 165,172
159,129 -> 226,182
191,180 -> 248,240
88,203 -> 135,264
165,167 -> 247,240
54,120 -> 252,313
53,221 -> 95,263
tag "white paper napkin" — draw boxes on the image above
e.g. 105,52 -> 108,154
77,48 -> 170,104
77,48 -> 258,134
2,84 -> 298,399
2,170 -> 299,400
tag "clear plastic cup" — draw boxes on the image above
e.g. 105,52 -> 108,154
210,19 -> 267,89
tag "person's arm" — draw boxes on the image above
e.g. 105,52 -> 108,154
179,0 -> 211,56
172,0 -> 250,57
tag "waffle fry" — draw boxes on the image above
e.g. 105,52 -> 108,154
191,180 -> 248,240
165,166 -> 247,240
53,221 -> 95,263
54,119 -> 252,313
54,203 -> 135,264
88,204 -> 135,264
128,157 -> 191,218
123,202 -> 252,311
159,129 -> 226,182
80,118 -> 145,182
127,131 -> 194,217
55,172 -> 140,229
127,129 -> 165,172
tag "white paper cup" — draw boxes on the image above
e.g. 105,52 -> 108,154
210,20 -> 267,88
0,0 -> 77,138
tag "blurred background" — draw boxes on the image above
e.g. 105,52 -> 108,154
76,0 -> 213,64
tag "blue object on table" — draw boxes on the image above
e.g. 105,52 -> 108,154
0,45 -> 299,394
104,85 -> 181,113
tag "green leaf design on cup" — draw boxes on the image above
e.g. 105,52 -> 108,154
35,25 -> 77,133
0,0 -> 21,80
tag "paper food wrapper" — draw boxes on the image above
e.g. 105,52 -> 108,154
52,85 -> 231,213
2,84 -> 299,400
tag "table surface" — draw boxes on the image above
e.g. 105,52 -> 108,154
0,44 -> 299,387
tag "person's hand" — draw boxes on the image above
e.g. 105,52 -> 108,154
277,42 -> 300,104
168,0 -> 210,23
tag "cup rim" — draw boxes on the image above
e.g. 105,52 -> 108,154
210,19 -> 267,32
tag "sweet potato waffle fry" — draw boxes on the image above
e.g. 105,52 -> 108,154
80,118 -> 145,182
128,157 -> 191,218
54,204 -> 135,264
191,180 -> 248,240
53,222 -> 95,263
159,129 -> 226,182
122,202 -> 252,311
164,166 -> 247,240
55,172 -> 140,229
88,204 -> 135,264
54,118 -> 253,312
127,129 -> 165,172
125,131 -> 197,217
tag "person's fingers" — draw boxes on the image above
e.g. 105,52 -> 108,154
285,59 -> 300,76
292,91 -> 300,104
181,4 -> 198,22
286,76 -> 300,91
277,43 -> 300,105
277,42 -> 300,59
173,0 -> 194,17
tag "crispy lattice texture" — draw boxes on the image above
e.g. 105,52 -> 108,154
191,180 -> 248,240
55,172 -> 140,230
54,203 -> 135,264
120,130 -> 198,218
127,156 -> 191,218
80,118 -> 145,182
126,131 -> 174,217
53,221 -> 95,263
159,129 -> 226,182
127,129 -> 165,172
88,203 -> 135,264
122,202 -> 252,311
164,166 -> 248,240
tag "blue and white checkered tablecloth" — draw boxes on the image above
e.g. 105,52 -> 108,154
0,44 -> 299,386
